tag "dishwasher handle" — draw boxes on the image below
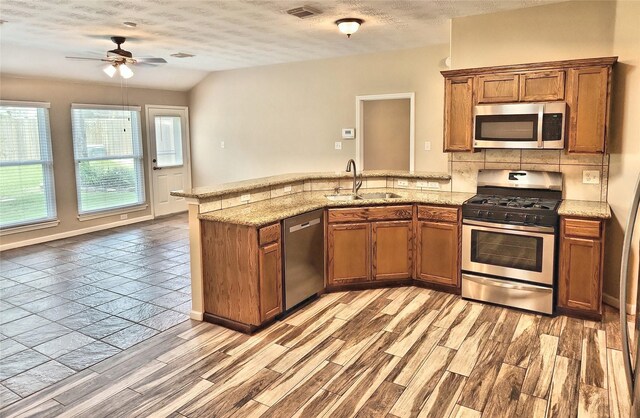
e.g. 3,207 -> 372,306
289,218 -> 321,233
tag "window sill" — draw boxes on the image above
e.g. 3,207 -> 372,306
77,204 -> 148,222
0,219 -> 60,236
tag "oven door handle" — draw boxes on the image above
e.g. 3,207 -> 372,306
463,273 -> 551,293
463,219 -> 555,234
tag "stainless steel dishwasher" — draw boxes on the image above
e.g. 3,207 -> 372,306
282,209 -> 324,311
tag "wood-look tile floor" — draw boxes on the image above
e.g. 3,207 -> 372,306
0,287 -> 632,418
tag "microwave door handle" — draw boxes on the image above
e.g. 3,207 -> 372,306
537,104 -> 544,148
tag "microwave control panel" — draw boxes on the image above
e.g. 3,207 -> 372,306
542,113 -> 564,141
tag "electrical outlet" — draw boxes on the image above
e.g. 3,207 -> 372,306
427,182 -> 441,189
424,141 -> 431,151
240,194 -> 251,202
120,214 -> 128,220
397,179 -> 409,187
582,170 -> 600,185
283,185 -> 292,192
334,141 -> 342,150
416,181 -> 429,188
220,141 -> 225,149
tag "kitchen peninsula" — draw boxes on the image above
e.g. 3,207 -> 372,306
172,169 -> 611,333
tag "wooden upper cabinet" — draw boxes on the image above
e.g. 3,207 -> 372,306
372,221 -> 413,281
327,222 -> 370,285
567,66 -> 609,153
259,241 -> 282,322
519,71 -> 565,101
558,217 -> 605,319
444,76 -> 474,152
476,74 -> 519,103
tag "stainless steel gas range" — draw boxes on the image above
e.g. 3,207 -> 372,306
461,169 -> 563,314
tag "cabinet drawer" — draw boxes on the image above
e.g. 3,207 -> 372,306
328,205 -> 413,223
259,223 -> 281,245
563,218 -> 601,239
417,205 -> 459,223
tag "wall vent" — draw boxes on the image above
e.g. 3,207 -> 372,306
286,6 -> 322,19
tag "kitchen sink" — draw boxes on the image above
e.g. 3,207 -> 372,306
325,194 -> 362,201
358,192 -> 402,199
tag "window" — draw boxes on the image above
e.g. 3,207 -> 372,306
71,105 -> 145,215
153,116 -> 183,168
0,101 -> 57,229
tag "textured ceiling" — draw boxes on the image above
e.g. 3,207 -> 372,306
0,0 -> 560,90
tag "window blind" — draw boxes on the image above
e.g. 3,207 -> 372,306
71,106 -> 145,214
0,103 -> 57,229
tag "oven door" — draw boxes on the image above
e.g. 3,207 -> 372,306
473,103 -> 543,149
462,220 -> 556,285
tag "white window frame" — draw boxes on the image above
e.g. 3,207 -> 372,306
0,100 -> 58,231
71,104 -> 146,218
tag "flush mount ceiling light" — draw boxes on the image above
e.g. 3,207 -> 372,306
123,21 -> 137,28
335,18 -> 363,38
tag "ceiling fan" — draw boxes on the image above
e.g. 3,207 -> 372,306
66,36 -> 167,79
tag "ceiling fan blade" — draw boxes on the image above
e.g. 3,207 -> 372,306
134,62 -> 158,67
66,56 -> 110,62
136,57 -> 167,64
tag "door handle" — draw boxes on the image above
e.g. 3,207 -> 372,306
620,173 -> 640,395
152,158 -> 161,170
153,167 -> 162,170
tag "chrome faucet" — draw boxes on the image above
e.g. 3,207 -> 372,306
345,159 -> 363,194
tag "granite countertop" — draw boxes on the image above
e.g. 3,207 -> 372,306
198,189 -> 474,227
558,200 -> 611,219
172,170 -> 451,200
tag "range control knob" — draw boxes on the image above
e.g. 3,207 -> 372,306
504,213 -> 510,220
534,215 -> 541,224
523,214 -> 531,223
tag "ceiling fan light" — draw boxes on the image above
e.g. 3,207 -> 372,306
119,63 -> 134,79
336,18 -> 363,38
103,64 -> 117,78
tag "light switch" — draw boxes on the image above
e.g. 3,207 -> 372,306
334,141 -> 342,150
424,141 -> 431,151
283,185 -> 292,192
582,170 -> 600,184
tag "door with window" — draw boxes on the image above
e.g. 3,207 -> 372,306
146,106 -> 191,217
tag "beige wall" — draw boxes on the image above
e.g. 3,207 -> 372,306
0,75 -> 189,247
451,0 -> 640,308
188,45 -> 449,187
363,99 -> 410,171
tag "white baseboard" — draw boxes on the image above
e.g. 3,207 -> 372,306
0,215 -> 154,252
603,291 -> 636,314
190,310 -> 204,321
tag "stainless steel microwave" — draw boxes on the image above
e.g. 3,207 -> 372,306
473,102 -> 566,149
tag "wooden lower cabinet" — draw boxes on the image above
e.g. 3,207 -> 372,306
258,242 -> 282,322
202,221 -> 282,329
415,220 -> 460,288
327,222 -> 371,285
372,220 -> 413,281
558,217 -> 605,319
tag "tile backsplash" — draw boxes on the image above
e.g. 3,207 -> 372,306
449,150 -> 609,201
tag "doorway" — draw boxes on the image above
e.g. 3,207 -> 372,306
356,93 -> 415,171
146,105 -> 191,217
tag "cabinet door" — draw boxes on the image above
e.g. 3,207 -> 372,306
567,66 -> 609,153
476,74 -> 519,103
259,242 -> 282,322
444,76 -> 474,152
558,236 -> 602,314
519,71 -> 565,101
372,221 -> 413,281
327,223 -> 370,285
415,221 -> 460,288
